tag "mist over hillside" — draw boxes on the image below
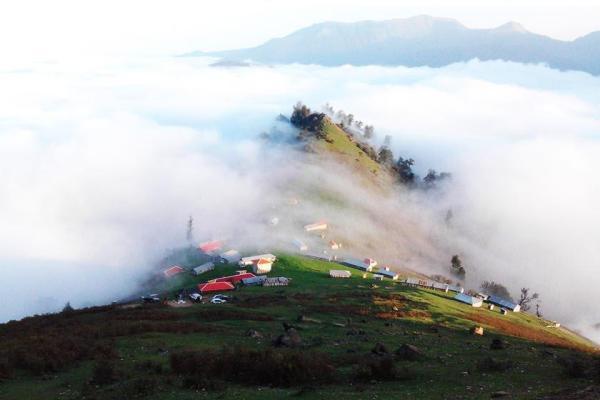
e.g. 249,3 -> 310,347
188,15 -> 600,75
1,57 -> 600,343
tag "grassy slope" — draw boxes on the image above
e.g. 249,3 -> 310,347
312,119 -> 382,177
1,254 -> 597,400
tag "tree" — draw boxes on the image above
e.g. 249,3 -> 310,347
290,102 -> 312,127
424,169 -> 438,186
62,301 -> 74,313
535,302 -> 543,318
395,157 -> 416,185
186,216 -> 194,243
355,120 -> 363,129
480,281 -> 513,301
363,125 -> 374,140
518,288 -> 539,312
450,255 -> 466,279
377,146 -> 395,167
347,113 -> 354,126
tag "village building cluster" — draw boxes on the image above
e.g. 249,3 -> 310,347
154,217 -> 528,320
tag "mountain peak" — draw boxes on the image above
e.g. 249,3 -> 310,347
493,21 -> 528,34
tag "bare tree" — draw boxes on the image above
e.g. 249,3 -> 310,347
186,216 -> 194,243
518,288 -> 539,312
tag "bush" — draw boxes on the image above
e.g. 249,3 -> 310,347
353,355 -> 415,382
91,360 -> 117,385
171,347 -> 334,388
478,357 -> 513,373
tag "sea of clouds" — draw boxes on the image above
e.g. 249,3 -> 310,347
0,56 -> 599,342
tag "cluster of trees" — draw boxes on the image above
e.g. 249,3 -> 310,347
450,255 -> 466,279
323,103 -> 374,140
290,103 -> 328,140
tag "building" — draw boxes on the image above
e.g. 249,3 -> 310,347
252,259 -> 273,274
304,221 -> 328,232
219,249 -> 241,264
373,274 -> 384,281
198,240 -> 223,254
293,239 -> 308,251
242,275 -> 267,286
343,258 -> 374,272
215,271 -> 256,285
487,295 -> 521,312
197,281 -> 234,293
329,270 -> 351,278
239,254 -> 277,266
454,293 -> 483,307
192,262 -> 214,276
364,258 -> 378,268
163,265 -> 185,278
263,277 -> 290,287
377,267 -> 399,280
476,293 -> 489,301
447,285 -> 465,294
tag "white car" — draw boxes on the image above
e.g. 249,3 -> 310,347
189,293 -> 202,302
211,297 -> 227,304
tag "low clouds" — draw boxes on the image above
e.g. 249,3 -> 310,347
0,58 -> 599,342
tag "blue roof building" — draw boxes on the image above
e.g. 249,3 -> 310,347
487,295 -> 521,312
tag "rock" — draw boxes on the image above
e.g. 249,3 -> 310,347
471,326 -> 484,336
395,344 -> 422,361
246,329 -> 263,339
491,391 -> 510,398
490,338 -> 506,350
371,342 -> 389,356
273,328 -> 302,347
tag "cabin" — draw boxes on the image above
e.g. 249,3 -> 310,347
263,277 -> 290,287
219,249 -> 241,264
242,275 -> 267,286
343,258 -> 374,272
198,240 -> 223,254
304,221 -> 328,232
430,281 -> 449,292
364,258 -> 378,268
239,254 -> 277,266
454,293 -> 483,307
487,295 -> 521,312
377,267 -> 399,280
476,292 -> 489,301
293,239 -> 308,251
252,259 -> 273,274
447,285 -> 465,294
197,281 -> 234,293
163,265 -> 185,278
215,271 -> 256,284
192,262 -> 214,276
329,270 -> 351,278
373,274 -> 384,281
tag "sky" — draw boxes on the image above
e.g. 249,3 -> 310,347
1,0 -> 600,62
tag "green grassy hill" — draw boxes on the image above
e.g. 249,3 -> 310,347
1,254 -> 597,400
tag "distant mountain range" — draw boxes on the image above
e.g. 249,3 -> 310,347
185,15 -> 600,75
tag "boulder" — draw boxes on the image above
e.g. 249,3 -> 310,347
245,329 -> 263,339
471,326 -> 484,336
371,342 -> 389,356
490,338 -> 506,350
395,344 -> 422,361
273,328 -> 302,347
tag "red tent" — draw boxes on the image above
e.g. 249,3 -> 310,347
215,272 -> 255,284
198,240 -> 223,254
163,265 -> 185,278
197,281 -> 235,293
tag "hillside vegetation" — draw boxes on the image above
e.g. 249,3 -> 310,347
1,254 -> 598,400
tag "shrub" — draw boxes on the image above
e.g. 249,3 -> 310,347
478,357 -> 513,373
353,355 -> 415,382
171,347 -> 334,388
91,360 -> 117,385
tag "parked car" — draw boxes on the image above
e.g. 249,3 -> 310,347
211,297 -> 227,304
141,294 -> 160,303
211,294 -> 230,300
189,293 -> 202,302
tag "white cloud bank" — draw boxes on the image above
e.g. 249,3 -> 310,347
1,57 -> 599,342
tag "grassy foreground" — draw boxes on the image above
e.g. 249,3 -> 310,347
0,254 -> 598,400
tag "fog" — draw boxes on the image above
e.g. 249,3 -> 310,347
1,57 -> 599,342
